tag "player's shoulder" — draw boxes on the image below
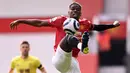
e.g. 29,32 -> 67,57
11,56 -> 21,62
29,55 -> 40,61
52,15 -> 67,21
58,15 -> 67,19
79,18 -> 91,24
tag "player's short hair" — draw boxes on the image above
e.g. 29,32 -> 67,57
21,41 -> 30,46
69,2 -> 82,9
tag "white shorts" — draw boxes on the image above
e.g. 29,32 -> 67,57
52,46 -> 81,73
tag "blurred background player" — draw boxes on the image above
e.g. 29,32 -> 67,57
8,41 -> 47,73
9,2 -> 120,72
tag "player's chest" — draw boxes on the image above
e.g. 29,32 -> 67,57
15,60 -> 35,69
79,23 -> 89,31
75,23 -> 89,37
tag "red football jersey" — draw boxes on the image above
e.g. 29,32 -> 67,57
48,15 -> 93,57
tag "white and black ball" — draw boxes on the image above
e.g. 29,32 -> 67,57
63,18 -> 80,34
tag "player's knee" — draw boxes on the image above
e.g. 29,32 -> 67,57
67,35 -> 79,48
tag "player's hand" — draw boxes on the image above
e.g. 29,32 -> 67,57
113,21 -> 120,27
10,20 -> 20,30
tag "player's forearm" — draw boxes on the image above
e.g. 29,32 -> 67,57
17,19 -> 48,27
42,71 -> 47,73
40,67 -> 47,73
93,24 -> 116,31
9,69 -> 14,73
41,70 -> 47,73
9,72 -> 13,73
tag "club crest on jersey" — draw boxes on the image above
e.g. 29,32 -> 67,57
80,24 -> 84,30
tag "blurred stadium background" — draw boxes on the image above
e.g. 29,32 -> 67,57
0,0 -> 129,73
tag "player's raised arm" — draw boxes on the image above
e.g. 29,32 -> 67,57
92,21 -> 120,31
10,16 -> 66,30
10,19 -> 51,30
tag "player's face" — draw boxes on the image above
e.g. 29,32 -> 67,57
20,44 -> 30,56
68,4 -> 81,20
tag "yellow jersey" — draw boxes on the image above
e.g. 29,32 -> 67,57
10,56 -> 41,73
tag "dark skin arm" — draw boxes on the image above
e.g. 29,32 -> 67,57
93,24 -> 116,31
10,19 -> 51,29
10,19 -> 120,31
92,21 -> 120,31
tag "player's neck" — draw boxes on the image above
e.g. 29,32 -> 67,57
74,18 -> 79,21
21,55 -> 29,59
70,17 -> 79,21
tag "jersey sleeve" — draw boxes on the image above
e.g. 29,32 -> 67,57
85,20 -> 94,31
88,20 -> 94,31
10,59 -> 15,69
80,19 -> 94,32
35,58 -> 42,69
48,15 -> 66,28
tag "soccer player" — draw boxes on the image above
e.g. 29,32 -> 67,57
9,2 -> 120,73
9,41 -> 47,73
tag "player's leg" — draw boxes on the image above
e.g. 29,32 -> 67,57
52,46 -> 72,73
65,32 -> 89,73
59,31 -> 89,54
52,32 -> 89,72
66,57 -> 81,73
60,34 -> 80,52
65,31 -> 90,73
52,34 -> 80,73
77,31 -> 89,54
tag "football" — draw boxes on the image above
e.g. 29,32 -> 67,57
63,18 -> 80,34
